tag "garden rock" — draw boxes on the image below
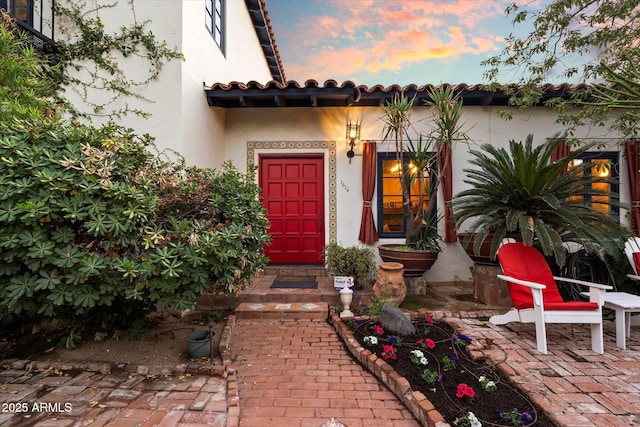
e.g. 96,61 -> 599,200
378,304 -> 416,336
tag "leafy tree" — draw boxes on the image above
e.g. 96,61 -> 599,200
0,9 -> 269,334
483,0 -> 640,137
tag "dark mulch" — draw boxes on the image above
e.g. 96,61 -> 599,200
349,316 -> 557,426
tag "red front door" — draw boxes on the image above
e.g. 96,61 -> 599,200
260,155 -> 325,264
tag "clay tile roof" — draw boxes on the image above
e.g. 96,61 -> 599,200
204,79 -> 585,109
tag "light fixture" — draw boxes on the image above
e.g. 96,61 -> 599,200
346,119 -> 360,163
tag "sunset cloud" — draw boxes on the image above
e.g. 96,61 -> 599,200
267,0 -> 518,85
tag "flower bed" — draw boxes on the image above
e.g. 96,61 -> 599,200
331,311 -> 556,426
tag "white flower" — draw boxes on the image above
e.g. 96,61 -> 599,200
410,349 -> 428,366
363,336 -> 378,346
467,412 -> 482,427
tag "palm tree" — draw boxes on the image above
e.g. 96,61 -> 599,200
453,134 -> 629,265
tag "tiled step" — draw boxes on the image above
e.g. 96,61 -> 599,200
234,302 -> 329,320
262,264 -> 327,278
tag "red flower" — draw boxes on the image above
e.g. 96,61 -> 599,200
417,338 -> 436,350
456,383 -> 475,399
381,345 -> 397,360
426,314 -> 433,325
373,325 -> 384,336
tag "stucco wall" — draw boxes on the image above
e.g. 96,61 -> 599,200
182,0 -> 275,167
52,0 -> 274,168
223,105 -> 631,282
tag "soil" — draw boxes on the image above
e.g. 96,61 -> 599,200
349,316 -> 557,427
0,310 -> 228,367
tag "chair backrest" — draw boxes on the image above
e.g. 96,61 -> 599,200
497,242 -> 564,310
625,237 -> 640,275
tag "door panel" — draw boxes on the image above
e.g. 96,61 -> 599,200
260,156 -> 324,264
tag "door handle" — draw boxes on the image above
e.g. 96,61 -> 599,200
318,218 -> 323,235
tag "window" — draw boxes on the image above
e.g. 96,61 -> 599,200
205,0 -> 225,55
377,152 -> 435,238
569,152 -> 619,218
1,0 -> 33,26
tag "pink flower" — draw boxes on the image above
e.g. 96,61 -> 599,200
426,314 -> 433,325
381,345 -> 397,361
373,325 -> 384,336
456,383 -> 475,399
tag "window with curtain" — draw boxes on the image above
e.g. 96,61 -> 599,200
205,0 -> 225,55
568,152 -> 619,218
377,152 -> 436,238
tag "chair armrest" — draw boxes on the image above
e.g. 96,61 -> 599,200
553,276 -> 613,291
497,274 -> 545,309
628,274 -> 640,281
555,276 -> 610,306
497,274 -> 546,289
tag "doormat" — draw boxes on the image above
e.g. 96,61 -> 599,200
270,281 -> 318,289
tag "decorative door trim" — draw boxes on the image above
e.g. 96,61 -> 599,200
247,141 -> 337,244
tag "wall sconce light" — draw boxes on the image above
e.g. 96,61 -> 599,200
346,119 -> 360,163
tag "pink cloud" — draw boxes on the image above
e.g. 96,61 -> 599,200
274,0 -> 514,83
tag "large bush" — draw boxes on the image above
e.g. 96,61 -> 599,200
0,118 -> 269,329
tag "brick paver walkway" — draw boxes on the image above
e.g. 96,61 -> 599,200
448,311 -> 640,427
229,318 -> 420,427
5,309 -> 640,426
0,363 -> 228,427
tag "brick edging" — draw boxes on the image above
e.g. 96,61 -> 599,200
0,357 -> 228,377
330,311 -> 449,427
222,314 -> 240,427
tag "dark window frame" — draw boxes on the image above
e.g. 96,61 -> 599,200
2,0 -> 34,27
205,0 -> 225,56
376,151 -> 437,238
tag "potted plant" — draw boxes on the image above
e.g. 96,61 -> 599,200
377,85 -> 469,276
323,242 -> 377,289
453,134 -> 629,267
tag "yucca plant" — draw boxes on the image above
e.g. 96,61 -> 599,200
381,85 -> 468,248
453,134 -> 629,265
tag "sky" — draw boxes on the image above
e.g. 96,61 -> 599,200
265,0 -> 542,87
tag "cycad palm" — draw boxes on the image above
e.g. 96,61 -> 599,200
453,134 -> 628,265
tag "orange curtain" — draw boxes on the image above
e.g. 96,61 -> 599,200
358,141 -> 379,244
438,142 -> 456,243
627,140 -> 640,235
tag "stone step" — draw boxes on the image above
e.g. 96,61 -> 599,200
234,302 -> 329,320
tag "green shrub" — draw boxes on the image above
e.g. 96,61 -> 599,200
0,118 -> 269,329
323,242 -> 377,288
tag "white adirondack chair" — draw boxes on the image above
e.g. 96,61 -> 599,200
625,237 -> 640,281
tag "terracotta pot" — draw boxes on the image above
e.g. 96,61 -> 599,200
372,262 -> 406,306
458,232 -> 521,265
377,244 -> 438,277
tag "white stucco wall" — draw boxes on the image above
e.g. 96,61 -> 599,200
51,0 -> 274,168
222,105 -> 631,283
182,0 -> 275,167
